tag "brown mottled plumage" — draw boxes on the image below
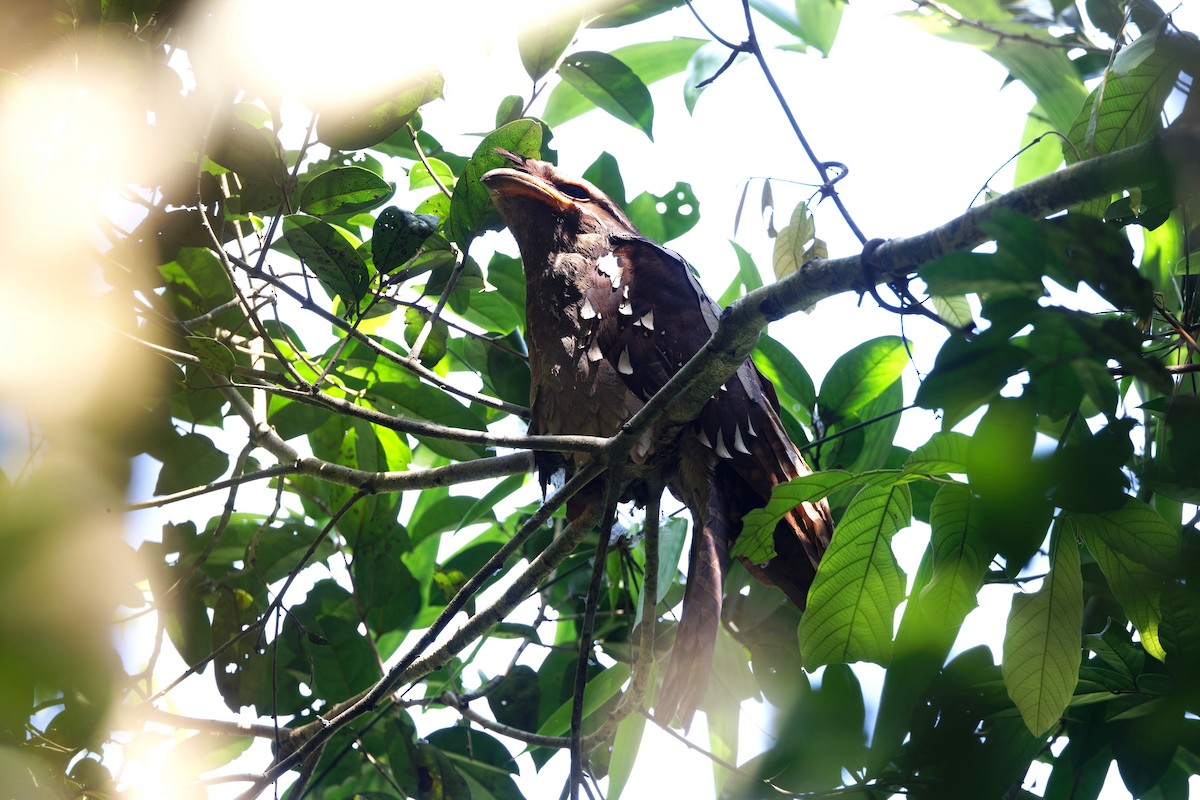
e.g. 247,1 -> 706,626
481,151 -> 833,729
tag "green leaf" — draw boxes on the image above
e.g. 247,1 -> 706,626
607,699 -> 648,800
773,200 -> 821,280
185,336 -> 235,378
903,431 -> 971,476
536,662 -> 630,737
817,336 -> 908,425
486,665 -> 540,732
624,181 -> 699,242
581,150 -> 627,204
1067,499 -> 1179,660
915,328 -> 1029,427
155,432 -> 229,494
683,41 -> 736,114
287,580 -> 382,702
518,10 -> 580,81
752,333 -> 816,426
736,470 -> 874,562
159,247 -> 235,319
459,290 -> 523,334
586,0 -> 685,27
798,482 -> 912,668
931,294 -> 974,330
1002,524 -> 1083,736
315,68 -> 444,151
1064,26 -> 1180,166
1014,103 -> 1063,186
281,214 -> 369,311
409,157 -> 455,191
719,240 -> 764,307
447,119 -> 543,248
166,732 -> 253,777
542,38 -> 705,127
372,207 -> 440,274
299,166 -> 393,217
555,50 -> 654,139
795,0 -> 846,57
921,483 -> 989,629
749,0 -> 804,38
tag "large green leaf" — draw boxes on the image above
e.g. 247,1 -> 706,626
1002,524 -> 1083,736
608,704 -> 648,800
817,336 -> 909,425
902,431 -> 971,476
625,181 -> 699,241
447,119 -> 543,249
371,207 -> 440,274
517,9 -> 581,81
1067,499 -> 1179,660
555,50 -> 654,139
542,38 -> 705,127
921,483 -> 989,629
315,69 -> 445,151
155,432 -> 229,494
287,580 -> 383,702
798,482 -> 912,668
791,0 -> 847,56
281,214 -> 370,311
735,470 -> 902,563
1064,26 -> 1180,164
536,662 -> 630,737
299,166 -> 394,217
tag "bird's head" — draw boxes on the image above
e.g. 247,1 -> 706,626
481,150 -> 639,255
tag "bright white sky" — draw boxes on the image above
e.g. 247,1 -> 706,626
119,1 -> 1200,798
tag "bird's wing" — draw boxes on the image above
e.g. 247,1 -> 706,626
582,240 -> 802,489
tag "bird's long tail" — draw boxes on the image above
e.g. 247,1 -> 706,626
657,482 -> 730,730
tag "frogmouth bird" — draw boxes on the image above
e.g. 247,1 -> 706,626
481,151 -> 833,728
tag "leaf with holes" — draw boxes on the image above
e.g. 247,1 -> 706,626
625,181 -> 699,242
300,166 -> 393,217
282,214 -> 369,312
372,207 -> 439,274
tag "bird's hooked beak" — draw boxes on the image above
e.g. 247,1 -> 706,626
480,170 -> 577,213
480,149 -> 577,214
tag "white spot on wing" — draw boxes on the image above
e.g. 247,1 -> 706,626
746,417 -> 756,437
619,300 -> 633,315
598,253 -> 621,288
580,298 -> 597,320
714,431 -> 733,459
697,428 -> 713,449
639,310 -> 654,330
733,425 -> 751,454
618,348 -> 633,374
588,342 -> 603,362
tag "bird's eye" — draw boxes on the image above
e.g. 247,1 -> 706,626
557,183 -> 591,201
